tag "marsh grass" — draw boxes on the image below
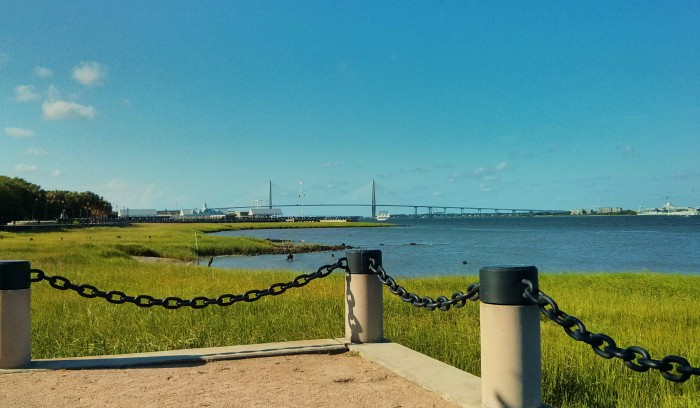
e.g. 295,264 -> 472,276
2,224 -> 699,407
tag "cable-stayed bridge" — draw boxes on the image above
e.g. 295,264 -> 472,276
212,181 -> 566,217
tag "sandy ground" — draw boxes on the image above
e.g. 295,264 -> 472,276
0,353 -> 460,408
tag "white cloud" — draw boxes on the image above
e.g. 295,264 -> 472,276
42,99 -> 95,120
479,184 -> 493,192
473,167 -> 487,176
14,164 -> 38,172
103,179 -> 130,190
50,169 -> 62,177
25,147 -> 47,156
448,162 -> 510,183
34,66 -> 53,78
72,61 -> 105,86
46,85 -> 60,100
14,85 -> 40,102
101,179 -> 165,208
5,127 -> 35,137
495,162 -> 508,171
322,161 -> 339,167
473,162 -> 509,179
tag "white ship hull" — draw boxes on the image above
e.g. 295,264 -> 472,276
638,201 -> 699,216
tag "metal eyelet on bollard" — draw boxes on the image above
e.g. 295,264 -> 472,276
0,260 -> 32,369
479,265 -> 545,408
345,250 -> 384,344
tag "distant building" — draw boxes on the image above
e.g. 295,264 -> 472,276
249,208 -> 283,218
231,207 -> 283,220
571,207 -> 623,215
179,203 -> 225,220
118,208 -> 158,218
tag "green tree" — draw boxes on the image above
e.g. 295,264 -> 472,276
0,176 -> 113,224
0,176 -> 43,224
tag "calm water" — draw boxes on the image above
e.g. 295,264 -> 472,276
210,216 -> 700,277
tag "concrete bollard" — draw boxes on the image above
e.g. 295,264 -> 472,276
479,265 -> 544,408
345,249 -> 383,343
0,261 -> 32,369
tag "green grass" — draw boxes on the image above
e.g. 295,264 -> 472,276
2,223 -> 699,407
0,222 -> 379,262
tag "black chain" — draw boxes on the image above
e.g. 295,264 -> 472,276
368,258 -> 479,311
522,279 -> 700,383
29,258 -> 349,309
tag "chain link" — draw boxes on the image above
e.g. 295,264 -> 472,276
29,258 -> 348,309
368,258 -> 479,311
522,279 -> 700,383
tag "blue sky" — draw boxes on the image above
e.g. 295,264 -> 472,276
2,2 -> 699,216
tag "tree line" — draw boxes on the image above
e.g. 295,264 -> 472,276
0,176 -> 113,225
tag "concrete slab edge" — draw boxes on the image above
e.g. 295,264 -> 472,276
1,338 -> 486,408
0,338 -> 347,374
341,339 -> 482,408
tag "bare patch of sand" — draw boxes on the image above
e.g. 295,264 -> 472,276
0,353 -> 460,408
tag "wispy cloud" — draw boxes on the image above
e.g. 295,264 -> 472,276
665,170 -> 700,180
50,169 -> 62,177
5,127 -> 35,138
622,145 -> 636,155
14,163 -> 38,172
14,85 -> 40,102
448,162 -> 509,182
42,99 -> 95,120
101,179 -> 165,208
72,61 -> 105,86
102,179 -> 129,190
25,147 -> 47,156
322,161 -> 339,168
34,66 -> 53,78
401,166 -> 430,173
473,162 -> 508,178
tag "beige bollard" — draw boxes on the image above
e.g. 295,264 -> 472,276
345,250 -> 383,343
0,260 -> 32,369
479,265 -> 544,408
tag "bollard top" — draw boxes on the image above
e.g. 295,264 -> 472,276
346,249 -> 382,274
479,265 -> 538,305
0,261 -> 31,290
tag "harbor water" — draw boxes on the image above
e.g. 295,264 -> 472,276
210,216 -> 700,277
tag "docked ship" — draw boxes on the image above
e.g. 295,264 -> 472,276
638,200 -> 700,216
376,210 -> 390,221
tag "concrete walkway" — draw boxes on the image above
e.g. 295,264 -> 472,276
1,338 -> 482,407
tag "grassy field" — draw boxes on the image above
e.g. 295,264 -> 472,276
1,223 -> 699,407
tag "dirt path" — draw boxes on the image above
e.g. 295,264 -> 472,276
0,353 -> 460,408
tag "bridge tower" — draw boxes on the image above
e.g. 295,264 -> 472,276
371,180 -> 376,218
268,180 -> 272,209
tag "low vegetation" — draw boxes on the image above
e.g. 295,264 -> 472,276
2,223 -> 698,407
